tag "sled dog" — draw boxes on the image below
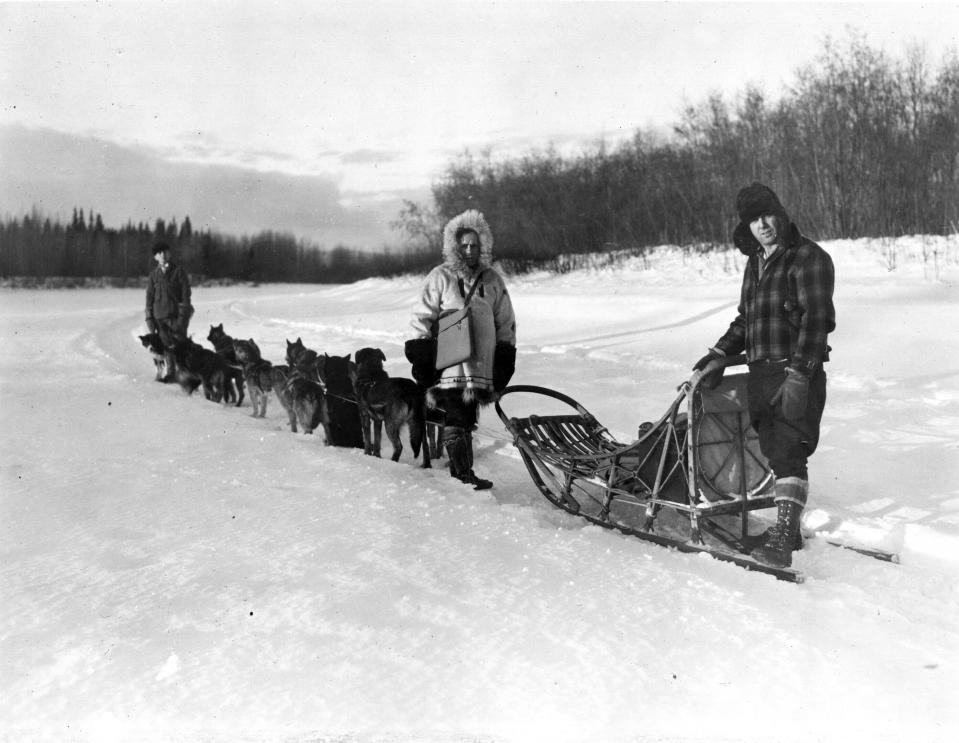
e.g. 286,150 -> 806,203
352,347 -> 431,467
286,337 -> 319,376
233,338 -> 274,417
269,363 -> 298,432
170,337 -> 231,403
207,324 -> 245,407
139,332 -> 172,382
318,353 -> 365,449
285,373 -> 332,442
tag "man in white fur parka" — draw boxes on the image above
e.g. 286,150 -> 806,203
405,209 -> 517,489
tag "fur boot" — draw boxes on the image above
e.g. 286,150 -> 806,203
444,427 -> 492,490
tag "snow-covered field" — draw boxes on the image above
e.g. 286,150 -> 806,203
1,236 -> 957,743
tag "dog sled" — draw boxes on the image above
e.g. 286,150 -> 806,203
496,356 -> 896,583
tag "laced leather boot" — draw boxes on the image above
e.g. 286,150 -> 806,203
752,500 -> 804,568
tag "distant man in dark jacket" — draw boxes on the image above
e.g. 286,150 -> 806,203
145,241 -> 193,380
693,183 -> 835,568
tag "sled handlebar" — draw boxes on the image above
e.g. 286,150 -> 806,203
687,353 -> 748,391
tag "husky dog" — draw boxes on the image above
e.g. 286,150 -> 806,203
351,347 -> 431,467
286,337 -> 319,376
139,332 -> 172,382
269,363 -> 298,431
233,338 -> 274,417
285,373 -> 332,441
207,324 -> 245,407
170,337 -> 231,402
318,353 -> 365,449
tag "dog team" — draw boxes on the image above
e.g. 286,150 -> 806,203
140,325 -> 435,469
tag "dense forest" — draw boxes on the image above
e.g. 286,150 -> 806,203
412,33 -> 959,267
2,32 -> 958,284
0,209 -> 435,286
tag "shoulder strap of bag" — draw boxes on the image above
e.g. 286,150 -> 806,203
460,269 -> 487,307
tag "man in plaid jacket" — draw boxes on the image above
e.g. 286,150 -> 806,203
693,183 -> 835,568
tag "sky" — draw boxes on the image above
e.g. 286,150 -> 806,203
3,1 -> 959,249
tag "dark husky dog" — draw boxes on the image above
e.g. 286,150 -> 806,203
139,332 -> 172,382
233,338 -> 274,417
318,353 -> 365,449
169,337 -> 232,403
207,324 -> 245,407
351,347 -> 430,467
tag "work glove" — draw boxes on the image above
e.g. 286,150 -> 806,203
692,349 -> 725,390
771,367 -> 809,420
404,338 -> 439,387
493,343 -> 516,392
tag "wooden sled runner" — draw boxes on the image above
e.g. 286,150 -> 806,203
497,356 -> 803,582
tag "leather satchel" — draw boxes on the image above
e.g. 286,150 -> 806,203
434,271 -> 486,370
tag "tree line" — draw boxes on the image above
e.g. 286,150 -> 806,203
401,32 -> 959,266
0,207 -> 435,285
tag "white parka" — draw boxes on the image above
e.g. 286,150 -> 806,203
410,210 -> 516,404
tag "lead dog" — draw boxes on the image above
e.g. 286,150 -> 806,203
351,347 -> 430,467
139,332 -> 172,382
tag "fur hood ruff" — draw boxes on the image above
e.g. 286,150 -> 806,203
442,210 -> 495,276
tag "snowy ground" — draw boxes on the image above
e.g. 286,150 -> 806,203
1,235 -> 957,743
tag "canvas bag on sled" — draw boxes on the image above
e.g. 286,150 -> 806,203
434,270 -> 486,370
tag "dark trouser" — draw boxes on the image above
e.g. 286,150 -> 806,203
156,316 -> 187,348
439,392 -> 479,431
747,360 -> 827,481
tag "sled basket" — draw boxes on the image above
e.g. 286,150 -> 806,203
495,355 -> 803,582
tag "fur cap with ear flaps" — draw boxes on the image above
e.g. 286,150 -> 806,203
442,210 -> 495,275
736,182 -> 789,225
733,182 -> 792,256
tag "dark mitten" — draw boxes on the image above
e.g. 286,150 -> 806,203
493,343 -> 516,391
692,349 -> 724,390
405,338 -> 438,387
771,368 -> 809,420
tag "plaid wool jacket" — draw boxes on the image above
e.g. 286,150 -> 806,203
714,224 -> 835,376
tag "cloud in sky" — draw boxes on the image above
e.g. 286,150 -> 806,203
2,2 -> 958,248
0,125 -> 418,249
